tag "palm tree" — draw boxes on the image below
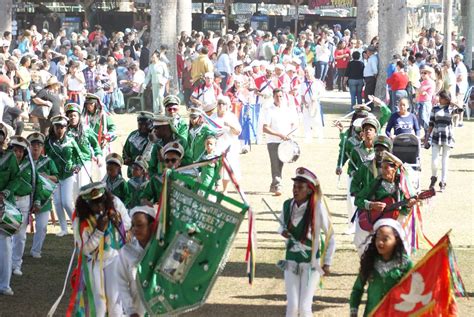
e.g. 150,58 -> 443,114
0,0 -> 13,33
177,0 -> 192,36
150,0 -> 178,92
376,0 -> 408,98
356,0 -> 378,44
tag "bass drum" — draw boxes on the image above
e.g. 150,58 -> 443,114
278,140 -> 300,163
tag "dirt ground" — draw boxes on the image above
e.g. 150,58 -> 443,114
0,91 -> 473,316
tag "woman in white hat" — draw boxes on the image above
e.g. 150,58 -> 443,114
278,167 -> 335,317
116,205 -> 156,316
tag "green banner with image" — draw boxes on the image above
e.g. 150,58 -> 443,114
137,170 -> 248,316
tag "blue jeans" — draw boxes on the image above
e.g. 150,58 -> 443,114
416,101 -> 432,135
315,61 -> 329,82
348,79 -> 364,106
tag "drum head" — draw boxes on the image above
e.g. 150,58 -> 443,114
278,140 -> 300,163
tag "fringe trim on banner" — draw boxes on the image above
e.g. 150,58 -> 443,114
448,239 -> 468,298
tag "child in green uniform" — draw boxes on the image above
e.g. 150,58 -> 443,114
66,103 -> 102,196
122,111 -> 154,177
350,135 -> 393,196
45,115 -> 82,237
82,93 -> 117,179
9,136 -> 44,276
163,95 -> 188,146
103,153 -> 129,206
199,135 -> 220,189
141,141 -> 184,206
350,218 -> 413,316
184,107 -> 216,165
278,167 -> 335,317
126,156 -> 149,209
0,123 -> 20,296
27,132 -> 59,258
353,152 -> 416,256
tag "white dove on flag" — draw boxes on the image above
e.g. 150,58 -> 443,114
394,272 -> 433,312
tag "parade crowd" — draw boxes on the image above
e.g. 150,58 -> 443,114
0,21 -> 472,317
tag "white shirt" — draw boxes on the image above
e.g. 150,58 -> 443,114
116,238 -> 147,316
0,91 -> 14,122
262,103 -> 296,144
455,62 -> 468,95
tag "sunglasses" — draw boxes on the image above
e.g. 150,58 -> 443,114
164,158 -> 178,164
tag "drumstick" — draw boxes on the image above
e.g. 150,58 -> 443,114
286,128 -> 298,137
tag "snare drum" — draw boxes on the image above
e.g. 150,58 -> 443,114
0,201 -> 23,236
278,140 -> 301,163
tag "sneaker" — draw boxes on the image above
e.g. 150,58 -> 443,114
12,269 -> 22,276
128,106 -> 136,113
429,176 -> 437,189
269,185 -> 277,193
56,230 -> 68,237
439,182 -> 446,192
30,252 -> 41,259
0,288 -> 14,296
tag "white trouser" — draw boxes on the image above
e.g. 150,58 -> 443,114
346,175 -> 356,232
53,175 -> 75,232
256,100 -> 271,144
353,219 -> 371,258
74,160 -> 92,200
284,262 -> 321,317
12,195 -> 31,271
0,232 -> 12,291
302,106 -> 315,143
152,83 -> 165,114
30,211 -> 50,257
431,144 -> 451,184
89,259 -> 123,316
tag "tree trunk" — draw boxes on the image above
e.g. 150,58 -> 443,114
177,0 -> 192,36
150,0 -> 178,92
443,0 -> 453,61
0,0 -> 13,33
463,0 -> 474,69
376,0 -> 408,99
356,0 -> 378,44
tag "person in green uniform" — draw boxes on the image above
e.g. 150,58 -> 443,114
184,107 -> 216,165
349,117 -> 381,174
103,153 -> 129,206
278,167 -> 335,317
350,218 -> 413,317
82,93 -> 117,179
9,136 -> 44,276
163,95 -> 188,146
148,115 -> 185,178
126,156 -> 149,209
66,103 -> 102,196
141,141 -> 184,206
45,115 -> 82,237
0,123 -> 20,296
27,132 -> 59,259
350,135 -> 393,196
198,135 -> 221,189
353,151 -> 416,256
122,111 -> 154,178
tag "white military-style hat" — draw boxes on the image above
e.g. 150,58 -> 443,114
291,167 -> 319,187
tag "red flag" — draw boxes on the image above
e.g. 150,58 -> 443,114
369,234 -> 458,317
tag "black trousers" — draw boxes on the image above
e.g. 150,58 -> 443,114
364,76 -> 377,104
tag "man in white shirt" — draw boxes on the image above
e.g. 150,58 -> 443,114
363,46 -> 378,105
0,85 -> 14,122
262,88 -> 296,196
454,54 -> 468,127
